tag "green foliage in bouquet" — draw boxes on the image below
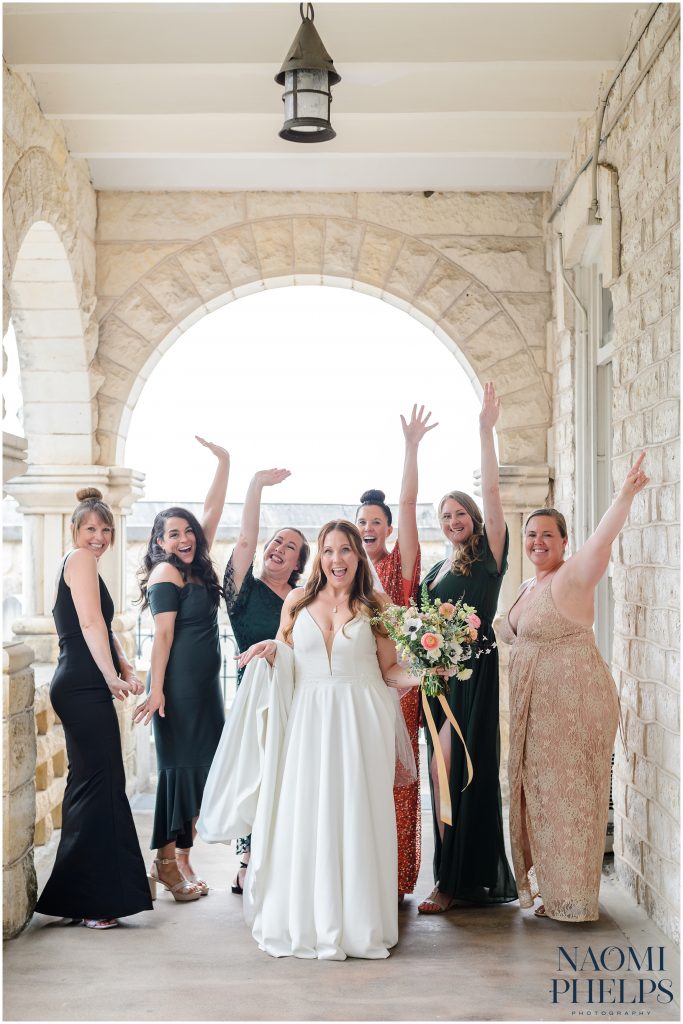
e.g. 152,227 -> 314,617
371,583 -> 485,698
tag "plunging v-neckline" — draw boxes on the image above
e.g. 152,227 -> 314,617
305,607 -> 357,671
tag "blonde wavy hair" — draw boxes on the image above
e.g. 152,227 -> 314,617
282,520 -> 385,644
438,490 -> 484,577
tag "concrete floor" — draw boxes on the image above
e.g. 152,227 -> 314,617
4,798 -> 680,1023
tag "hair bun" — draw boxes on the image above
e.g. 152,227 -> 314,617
75,487 -> 103,502
359,489 -> 386,505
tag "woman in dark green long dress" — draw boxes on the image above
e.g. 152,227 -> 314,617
224,467 -> 309,892
418,383 -> 517,913
134,437 -> 229,902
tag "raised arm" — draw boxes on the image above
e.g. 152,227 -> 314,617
195,436 -> 230,550
398,405 -> 437,580
66,550 -> 139,700
479,382 -> 506,572
230,468 -> 291,594
562,452 -> 649,593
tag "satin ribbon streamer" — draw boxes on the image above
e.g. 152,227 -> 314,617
421,688 -> 474,827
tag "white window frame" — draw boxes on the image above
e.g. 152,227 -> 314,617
573,263 -> 614,663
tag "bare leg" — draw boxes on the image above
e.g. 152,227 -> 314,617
430,718 -> 452,843
155,840 -> 190,890
238,850 -> 250,890
419,720 -> 454,912
175,819 -> 209,894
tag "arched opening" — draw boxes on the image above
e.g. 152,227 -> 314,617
124,283 -> 488,720
96,215 -> 551,470
125,285 -> 483,503
8,221 -> 95,466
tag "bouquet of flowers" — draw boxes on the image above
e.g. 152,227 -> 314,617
372,583 -> 487,697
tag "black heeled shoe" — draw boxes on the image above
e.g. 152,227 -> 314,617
231,861 -> 248,895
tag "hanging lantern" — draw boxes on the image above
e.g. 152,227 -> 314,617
275,3 -> 341,143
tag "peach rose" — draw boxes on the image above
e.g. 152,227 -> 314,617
469,626 -> 478,641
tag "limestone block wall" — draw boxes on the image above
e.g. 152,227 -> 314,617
94,190 -> 552,473
550,5 -> 680,942
3,642 -> 38,938
32,678 -> 66,848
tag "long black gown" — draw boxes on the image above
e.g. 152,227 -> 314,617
148,582 -> 224,850
35,562 -> 153,921
418,527 -> 517,905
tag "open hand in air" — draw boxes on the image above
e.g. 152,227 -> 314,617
254,468 -> 291,488
479,381 -> 501,430
195,436 -> 230,462
400,405 -> 438,445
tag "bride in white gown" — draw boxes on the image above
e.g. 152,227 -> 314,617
197,520 -> 420,960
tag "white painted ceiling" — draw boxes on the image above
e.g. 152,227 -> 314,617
4,2 -> 642,191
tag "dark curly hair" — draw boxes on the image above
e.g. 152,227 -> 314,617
137,506 -> 222,610
356,488 -> 392,526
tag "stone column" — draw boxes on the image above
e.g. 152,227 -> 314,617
475,464 -> 551,798
2,432 -> 27,488
4,466 -> 144,663
3,642 -> 37,938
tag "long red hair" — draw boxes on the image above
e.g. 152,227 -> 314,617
282,520 -> 385,643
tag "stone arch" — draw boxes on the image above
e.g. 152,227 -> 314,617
96,216 -> 551,467
3,132 -> 98,465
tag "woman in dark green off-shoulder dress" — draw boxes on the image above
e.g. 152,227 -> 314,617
134,437 -> 229,902
418,384 -> 517,913
223,467 -> 309,891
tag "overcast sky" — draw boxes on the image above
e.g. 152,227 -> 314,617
5,286 -> 486,506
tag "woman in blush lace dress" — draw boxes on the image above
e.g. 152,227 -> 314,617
498,453 -> 648,921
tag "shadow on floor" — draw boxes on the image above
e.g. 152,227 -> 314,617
4,802 -> 680,1022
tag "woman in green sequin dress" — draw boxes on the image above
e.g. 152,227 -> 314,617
224,468 -> 310,892
134,437 -> 229,902
418,384 -> 517,913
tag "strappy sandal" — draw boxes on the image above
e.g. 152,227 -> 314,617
534,904 -> 547,918
148,858 -> 202,902
83,918 -> 119,929
175,849 -> 209,896
417,887 -> 455,914
232,861 -> 249,895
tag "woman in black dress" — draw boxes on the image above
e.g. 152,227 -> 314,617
223,467 -> 309,893
35,488 -> 152,930
134,437 -> 229,902
418,383 -> 517,913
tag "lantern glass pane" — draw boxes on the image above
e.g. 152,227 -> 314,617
284,70 -> 295,120
296,69 -> 326,92
296,69 -> 329,121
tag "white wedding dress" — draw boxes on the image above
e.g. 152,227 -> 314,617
197,608 -> 399,960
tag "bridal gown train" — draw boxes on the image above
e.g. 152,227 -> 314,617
198,608 -> 399,960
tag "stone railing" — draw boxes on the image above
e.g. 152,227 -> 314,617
3,642 -> 37,938
33,668 -> 66,848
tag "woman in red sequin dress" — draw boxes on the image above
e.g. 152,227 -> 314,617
356,405 -> 437,901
